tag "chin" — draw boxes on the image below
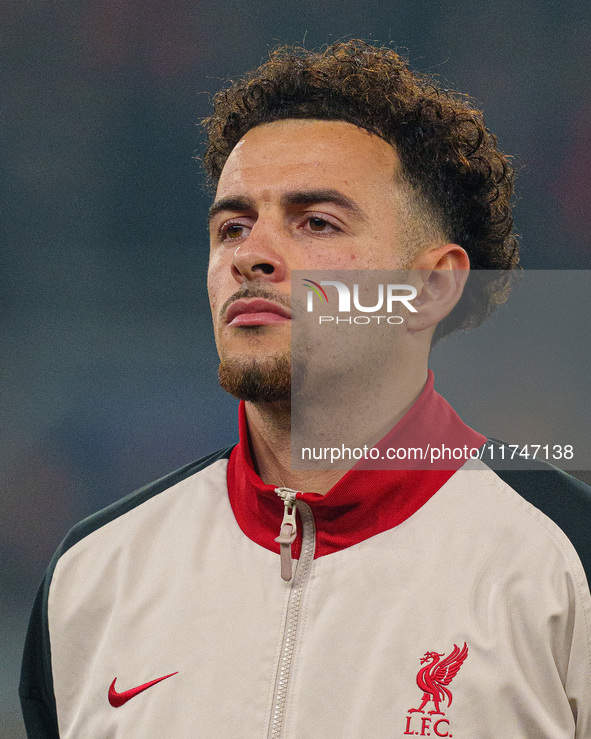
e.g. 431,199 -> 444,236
218,353 -> 291,403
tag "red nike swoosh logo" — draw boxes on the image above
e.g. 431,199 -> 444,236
108,672 -> 178,707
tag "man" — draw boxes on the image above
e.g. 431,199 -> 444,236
20,41 -> 591,738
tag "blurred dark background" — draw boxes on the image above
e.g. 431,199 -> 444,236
2,1 -> 590,735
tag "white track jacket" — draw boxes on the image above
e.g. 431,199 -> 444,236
20,374 -> 591,737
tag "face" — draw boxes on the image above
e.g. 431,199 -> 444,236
207,119 -> 417,402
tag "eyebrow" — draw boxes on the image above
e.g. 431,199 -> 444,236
281,189 -> 368,222
208,189 -> 368,225
208,196 -> 256,225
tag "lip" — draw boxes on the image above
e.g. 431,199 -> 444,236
225,298 -> 292,327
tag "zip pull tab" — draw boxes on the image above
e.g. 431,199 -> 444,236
274,488 -> 299,582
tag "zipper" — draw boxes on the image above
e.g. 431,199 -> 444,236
268,488 -> 317,739
274,487 -> 299,582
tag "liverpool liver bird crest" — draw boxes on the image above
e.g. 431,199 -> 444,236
408,642 -> 468,716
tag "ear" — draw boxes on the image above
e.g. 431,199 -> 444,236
405,244 -> 470,334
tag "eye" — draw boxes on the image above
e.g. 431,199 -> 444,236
225,224 -> 244,239
218,220 -> 252,242
309,217 -> 329,231
305,215 -> 340,234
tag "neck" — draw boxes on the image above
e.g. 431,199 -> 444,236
244,357 -> 429,495
244,401 -> 345,494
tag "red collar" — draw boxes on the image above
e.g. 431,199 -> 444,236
226,371 -> 486,559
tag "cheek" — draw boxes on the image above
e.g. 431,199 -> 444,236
206,269 -> 214,305
206,258 -> 223,305
296,245 -> 360,272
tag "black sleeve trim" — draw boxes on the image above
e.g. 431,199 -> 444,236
19,579 -> 60,739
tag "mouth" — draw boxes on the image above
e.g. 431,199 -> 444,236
224,298 -> 292,327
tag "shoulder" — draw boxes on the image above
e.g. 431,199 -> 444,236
479,439 -> 591,587
20,446 -> 235,732
53,445 -> 234,565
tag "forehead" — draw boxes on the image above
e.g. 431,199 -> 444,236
215,119 -> 401,199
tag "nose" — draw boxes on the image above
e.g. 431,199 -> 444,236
231,227 -> 287,284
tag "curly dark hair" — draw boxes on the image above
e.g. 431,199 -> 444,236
202,40 -> 519,341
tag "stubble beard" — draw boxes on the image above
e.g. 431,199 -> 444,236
215,282 -> 295,404
218,344 -> 292,404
